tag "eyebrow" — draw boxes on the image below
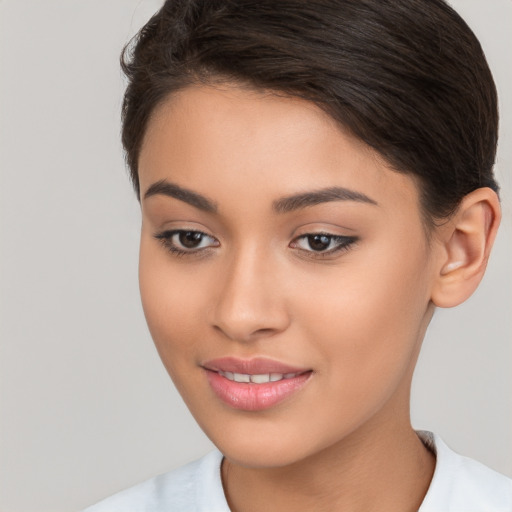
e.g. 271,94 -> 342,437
144,180 -> 218,213
272,187 -> 378,213
143,180 -> 377,214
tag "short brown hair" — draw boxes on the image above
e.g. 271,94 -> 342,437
121,0 -> 499,223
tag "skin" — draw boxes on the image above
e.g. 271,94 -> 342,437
137,84 -> 500,512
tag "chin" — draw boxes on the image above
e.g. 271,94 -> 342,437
197,411 -> 335,469
218,438 -> 307,469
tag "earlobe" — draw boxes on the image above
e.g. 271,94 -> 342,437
431,187 -> 501,308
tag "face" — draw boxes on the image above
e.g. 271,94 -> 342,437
138,84 -> 438,468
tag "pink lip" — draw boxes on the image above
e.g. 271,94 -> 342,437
203,356 -> 308,374
202,357 -> 312,411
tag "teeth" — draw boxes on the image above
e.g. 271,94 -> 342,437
250,374 -> 271,384
218,371 -> 299,383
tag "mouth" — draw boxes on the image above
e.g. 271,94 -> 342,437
202,357 -> 313,411
217,370 -> 305,384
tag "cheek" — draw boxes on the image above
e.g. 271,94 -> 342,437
297,241 -> 432,392
138,237 -> 206,372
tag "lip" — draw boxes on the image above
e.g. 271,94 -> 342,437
202,357 -> 312,411
203,356 -> 308,375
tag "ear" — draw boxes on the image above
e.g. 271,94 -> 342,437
431,187 -> 501,308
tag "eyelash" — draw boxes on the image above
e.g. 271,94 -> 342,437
290,233 -> 357,258
153,230 -> 358,259
154,230 -> 219,258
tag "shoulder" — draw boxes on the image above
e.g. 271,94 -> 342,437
418,431 -> 512,512
83,450 -> 229,512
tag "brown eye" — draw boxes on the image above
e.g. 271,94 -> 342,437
307,234 -> 332,251
292,233 -> 357,255
154,229 -> 219,255
179,231 -> 205,248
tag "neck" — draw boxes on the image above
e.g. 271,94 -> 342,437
222,400 -> 435,512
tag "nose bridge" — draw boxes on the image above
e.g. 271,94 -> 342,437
211,242 -> 288,341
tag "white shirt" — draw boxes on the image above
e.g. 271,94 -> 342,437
84,432 -> 512,511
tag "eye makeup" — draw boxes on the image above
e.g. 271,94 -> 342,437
154,229 -> 358,260
290,233 -> 358,259
154,229 -> 219,257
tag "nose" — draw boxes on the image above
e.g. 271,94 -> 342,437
210,248 -> 290,342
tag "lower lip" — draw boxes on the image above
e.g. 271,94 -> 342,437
205,370 -> 312,411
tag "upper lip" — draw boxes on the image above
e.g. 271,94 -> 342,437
202,357 -> 310,375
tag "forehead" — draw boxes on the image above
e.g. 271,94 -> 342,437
139,84 -> 422,218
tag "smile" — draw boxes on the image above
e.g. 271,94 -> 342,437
203,357 -> 313,411
217,371 -> 302,383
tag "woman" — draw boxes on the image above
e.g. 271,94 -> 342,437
85,0 -> 512,510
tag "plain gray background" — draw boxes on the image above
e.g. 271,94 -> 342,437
0,1 -> 510,511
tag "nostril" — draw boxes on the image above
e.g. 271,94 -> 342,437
253,328 -> 277,336
212,323 -> 282,342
